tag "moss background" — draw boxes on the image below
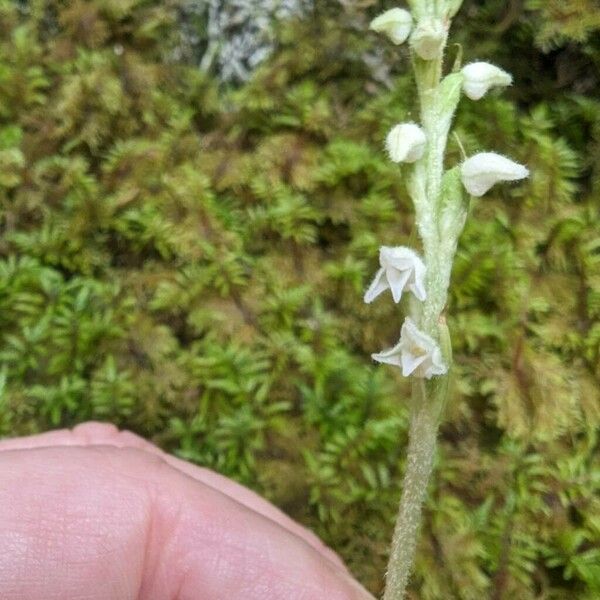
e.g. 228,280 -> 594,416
0,0 -> 599,597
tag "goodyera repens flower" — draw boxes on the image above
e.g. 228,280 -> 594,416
461,152 -> 529,197
462,62 -> 512,100
372,317 -> 447,379
369,8 -> 413,45
386,123 -> 426,163
364,246 -> 426,304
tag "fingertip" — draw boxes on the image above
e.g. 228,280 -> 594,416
71,422 -> 159,452
71,421 -> 120,441
0,421 -> 160,454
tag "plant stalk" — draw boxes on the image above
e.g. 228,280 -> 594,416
383,383 -> 439,600
383,3 -> 455,596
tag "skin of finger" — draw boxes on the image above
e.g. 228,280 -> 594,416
0,422 -> 347,573
0,445 -> 374,600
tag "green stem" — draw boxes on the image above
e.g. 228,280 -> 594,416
383,384 -> 439,600
383,5 -> 458,598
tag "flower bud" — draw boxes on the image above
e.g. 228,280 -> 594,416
369,8 -> 413,45
461,152 -> 529,196
462,62 -> 512,100
385,123 -> 426,163
410,17 -> 446,60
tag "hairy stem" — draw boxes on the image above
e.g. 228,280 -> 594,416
384,4 -> 456,598
383,385 -> 439,600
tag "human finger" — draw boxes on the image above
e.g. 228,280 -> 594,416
0,445 -> 374,600
0,422 -> 346,572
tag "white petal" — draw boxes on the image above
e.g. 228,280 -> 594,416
461,152 -> 529,196
406,258 -> 427,301
385,123 -> 426,163
370,8 -> 413,45
371,340 -> 403,367
400,317 -> 434,352
462,62 -> 512,100
385,267 -> 411,303
424,347 -> 448,378
380,248 -> 419,271
364,268 -> 389,304
401,351 -> 427,377
379,246 -> 411,270
407,278 -> 426,302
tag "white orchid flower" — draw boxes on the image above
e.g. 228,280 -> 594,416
369,8 -> 413,45
372,317 -> 448,379
364,246 -> 426,304
385,123 -> 427,163
461,152 -> 529,196
462,62 -> 512,100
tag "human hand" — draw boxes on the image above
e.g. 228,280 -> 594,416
0,422 -> 374,600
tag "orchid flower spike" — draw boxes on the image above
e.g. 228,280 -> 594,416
461,152 -> 529,196
364,246 -> 426,304
385,123 -> 426,163
369,8 -> 413,45
462,62 -> 512,100
372,317 -> 448,379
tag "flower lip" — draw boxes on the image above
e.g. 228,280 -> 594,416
369,8 -> 413,45
461,152 -> 529,197
372,317 -> 448,379
364,246 -> 427,304
462,61 -> 512,101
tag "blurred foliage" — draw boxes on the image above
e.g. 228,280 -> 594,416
0,0 -> 599,597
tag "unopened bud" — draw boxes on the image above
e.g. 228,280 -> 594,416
462,62 -> 512,100
385,123 -> 427,163
461,152 -> 529,196
369,8 -> 413,45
